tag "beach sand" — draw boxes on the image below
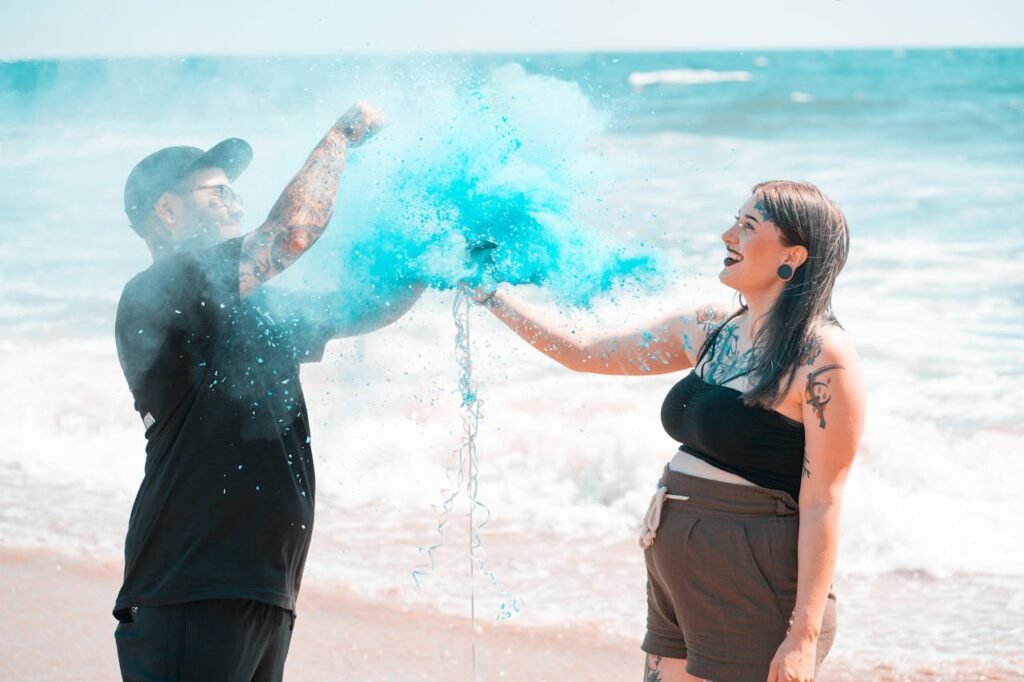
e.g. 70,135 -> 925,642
1,549 -> 640,681
2,549 -> 1020,681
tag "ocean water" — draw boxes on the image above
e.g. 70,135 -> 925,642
1,49 -> 1023,674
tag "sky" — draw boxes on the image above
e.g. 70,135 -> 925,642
1,0 -> 1022,59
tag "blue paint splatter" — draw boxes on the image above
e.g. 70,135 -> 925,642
305,64 -> 661,307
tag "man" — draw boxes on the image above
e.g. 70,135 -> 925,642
113,102 -> 413,680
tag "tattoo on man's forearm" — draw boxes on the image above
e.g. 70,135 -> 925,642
804,363 -> 843,429
240,129 -> 348,288
644,654 -> 663,682
803,450 -> 812,479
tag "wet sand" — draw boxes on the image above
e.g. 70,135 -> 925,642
1,549 -> 639,681
2,549 -> 1020,681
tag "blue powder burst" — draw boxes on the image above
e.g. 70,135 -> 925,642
310,64 -> 661,307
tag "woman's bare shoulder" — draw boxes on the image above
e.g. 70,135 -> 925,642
791,322 -> 863,404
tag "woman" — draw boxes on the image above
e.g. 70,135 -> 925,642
473,181 -> 866,681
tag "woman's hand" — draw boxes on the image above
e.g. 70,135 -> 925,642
470,286 -> 499,306
458,282 -> 499,306
767,634 -> 818,682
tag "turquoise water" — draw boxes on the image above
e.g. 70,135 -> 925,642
4,49 -> 1021,153
1,49 -> 1021,317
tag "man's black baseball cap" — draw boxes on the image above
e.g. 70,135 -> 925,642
124,138 -> 253,229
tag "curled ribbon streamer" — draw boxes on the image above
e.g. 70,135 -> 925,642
411,290 -> 522,677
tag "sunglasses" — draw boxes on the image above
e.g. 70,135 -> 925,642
191,183 -> 242,206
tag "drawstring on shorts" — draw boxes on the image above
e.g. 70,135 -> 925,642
639,486 -> 690,549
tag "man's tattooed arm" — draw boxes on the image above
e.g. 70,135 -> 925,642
239,130 -> 346,293
239,102 -> 385,296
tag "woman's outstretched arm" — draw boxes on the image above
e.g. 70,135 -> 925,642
477,285 -> 733,376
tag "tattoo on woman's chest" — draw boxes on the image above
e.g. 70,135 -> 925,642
706,323 -> 753,384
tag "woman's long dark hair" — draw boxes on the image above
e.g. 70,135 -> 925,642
696,180 -> 850,409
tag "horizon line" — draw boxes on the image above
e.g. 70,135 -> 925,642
3,42 -> 1023,63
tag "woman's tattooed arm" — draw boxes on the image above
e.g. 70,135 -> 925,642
239,102 -> 385,296
804,363 -> 844,429
792,327 -> 865,655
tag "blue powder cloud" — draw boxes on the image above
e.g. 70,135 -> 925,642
307,64 -> 662,308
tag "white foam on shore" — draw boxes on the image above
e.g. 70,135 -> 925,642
3,247 -> 1022,572
627,69 -> 752,91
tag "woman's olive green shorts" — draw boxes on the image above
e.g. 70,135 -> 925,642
642,468 -> 836,682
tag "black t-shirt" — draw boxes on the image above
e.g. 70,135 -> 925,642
113,237 -> 333,617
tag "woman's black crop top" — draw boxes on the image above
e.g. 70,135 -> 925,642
660,371 -> 806,500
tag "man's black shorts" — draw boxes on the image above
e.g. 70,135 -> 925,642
114,599 -> 294,682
